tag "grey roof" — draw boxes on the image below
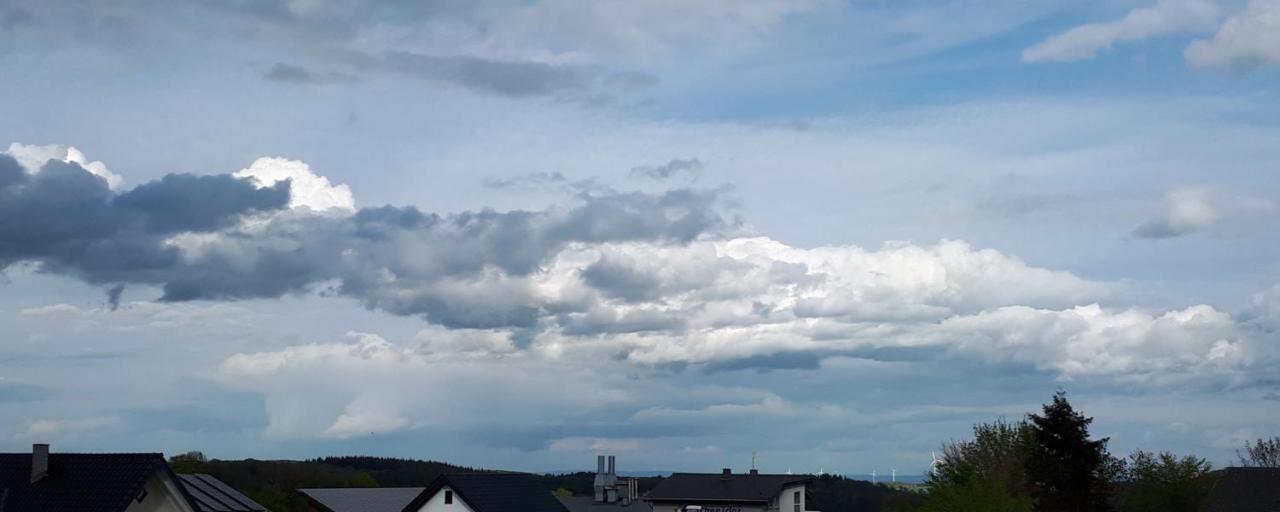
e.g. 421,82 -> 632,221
178,474 -> 269,512
0,452 -> 197,512
558,495 -> 653,512
1199,467 -> 1280,512
300,487 -> 425,512
645,473 -> 810,503
403,473 -> 569,512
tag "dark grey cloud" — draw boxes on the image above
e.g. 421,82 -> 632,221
1131,220 -> 1186,239
384,51 -> 589,98
264,62 -> 358,84
105,283 -> 125,311
630,158 -> 702,181
270,50 -> 657,104
0,379 -> 53,403
0,4 -> 34,32
114,173 -> 290,233
0,154 -> 730,329
0,155 -> 290,285
705,352 -> 826,373
580,256 -> 663,302
482,171 -> 567,190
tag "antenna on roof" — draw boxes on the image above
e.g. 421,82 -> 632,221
751,451 -> 757,471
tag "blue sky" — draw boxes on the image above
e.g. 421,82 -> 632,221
2,0 -> 1280,476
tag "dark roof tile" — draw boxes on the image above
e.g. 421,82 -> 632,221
644,473 -> 810,503
402,473 -> 568,512
0,452 -> 179,512
1199,467 -> 1280,512
178,474 -> 269,512
300,487 -> 425,512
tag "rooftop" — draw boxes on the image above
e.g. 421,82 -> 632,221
404,473 -> 569,512
645,471 -> 811,504
0,451 -> 189,512
1199,467 -> 1280,512
178,473 -> 269,512
300,487 -> 426,512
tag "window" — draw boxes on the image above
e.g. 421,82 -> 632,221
445,490 -> 454,504
793,491 -> 800,512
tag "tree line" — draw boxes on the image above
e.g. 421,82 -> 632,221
167,392 -> 1278,512
920,391 -> 1280,512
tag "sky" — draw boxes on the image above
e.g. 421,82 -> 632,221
1,0 -> 1280,477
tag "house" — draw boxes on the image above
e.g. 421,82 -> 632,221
1199,467 -> 1280,512
557,455 -> 648,512
177,474 -> 270,512
644,469 -> 812,512
302,473 -> 568,512
0,443 -> 200,512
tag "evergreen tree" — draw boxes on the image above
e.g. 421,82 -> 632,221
1024,392 -> 1113,512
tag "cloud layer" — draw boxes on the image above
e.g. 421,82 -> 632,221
1022,0 -> 1219,62
1186,0 -> 1280,71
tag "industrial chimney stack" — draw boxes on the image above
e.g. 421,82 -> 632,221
592,455 -> 636,505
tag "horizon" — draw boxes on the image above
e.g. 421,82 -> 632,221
2,0 -> 1279,477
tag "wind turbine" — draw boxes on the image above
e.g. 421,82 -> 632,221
891,469 -> 896,483
870,470 -> 877,484
930,451 -> 944,475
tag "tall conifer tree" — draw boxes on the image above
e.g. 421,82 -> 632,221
1025,392 -> 1113,512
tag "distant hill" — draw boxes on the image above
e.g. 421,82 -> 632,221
169,454 -> 924,512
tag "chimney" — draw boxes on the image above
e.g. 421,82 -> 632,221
30,444 -> 49,483
749,469 -> 759,475
594,456 -> 607,503
608,455 -> 616,476
721,468 -> 732,480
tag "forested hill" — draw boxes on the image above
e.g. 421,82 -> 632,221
168,453 -> 922,512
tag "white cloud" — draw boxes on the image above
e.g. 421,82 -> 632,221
935,303 -> 1247,383
14,416 -> 122,441
1186,0 -> 1280,71
234,157 -> 355,212
519,0 -> 831,62
4,142 -> 124,189
217,331 -> 644,439
19,303 -> 81,317
1022,0 -> 1219,62
1132,186 -> 1276,239
547,437 -> 645,453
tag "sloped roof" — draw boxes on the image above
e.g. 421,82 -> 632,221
557,495 -> 653,512
1199,467 -> 1280,512
0,452 -> 194,512
178,474 -> 270,512
644,473 -> 810,503
402,473 -> 569,512
300,487 -> 425,512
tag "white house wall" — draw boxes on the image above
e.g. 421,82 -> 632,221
778,484 -> 805,512
125,472 -> 197,512
415,485 -> 478,512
